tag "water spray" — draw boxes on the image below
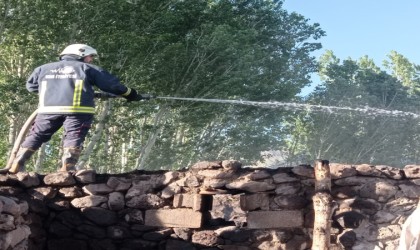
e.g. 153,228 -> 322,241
157,96 -> 420,119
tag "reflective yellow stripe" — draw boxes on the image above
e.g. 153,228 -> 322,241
73,80 -> 83,106
39,81 -> 48,107
121,88 -> 131,96
37,106 -> 95,114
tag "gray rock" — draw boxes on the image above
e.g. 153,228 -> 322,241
106,177 -> 132,191
274,182 -> 301,195
291,165 -> 314,178
226,180 -> 275,193
123,209 -> 144,224
43,172 -> 76,186
126,194 -> 164,209
359,180 -> 398,202
83,183 -> 114,195
330,163 -> 358,179
273,195 -> 309,209
173,227 -> 192,241
107,225 -> 132,239
192,230 -> 223,246
190,161 -> 222,170
58,186 -> 83,198
74,169 -> 96,183
272,173 -> 299,183
142,228 -> 172,241
16,172 -> 40,187
0,225 -> 30,250
28,187 -> 57,200
108,192 -> 125,211
71,195 -> 107,208
81,207 -> 117,226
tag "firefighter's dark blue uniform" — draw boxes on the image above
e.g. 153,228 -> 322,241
21,55 -> 134,149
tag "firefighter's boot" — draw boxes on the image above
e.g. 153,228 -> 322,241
60,147 -> 82,172
9,147 -> 36,174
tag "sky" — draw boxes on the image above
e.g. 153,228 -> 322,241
282,0 -> 420,93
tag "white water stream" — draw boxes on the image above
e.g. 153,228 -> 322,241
157,96 -> 420,119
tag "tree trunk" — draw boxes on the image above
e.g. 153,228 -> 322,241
312,159 -> 333,250
135,106 -> 168,169
7,115 -> 17,158
77,101 -> 111,169
35,143 -> 46,172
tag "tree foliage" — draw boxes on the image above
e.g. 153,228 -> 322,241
0,0 -> 325,172
284,51 -> 420,166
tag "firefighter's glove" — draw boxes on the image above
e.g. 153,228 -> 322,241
124,88 -> 141,102
124,89 -> 155,102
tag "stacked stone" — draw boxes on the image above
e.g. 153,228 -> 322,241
0,173 -> 32,250
0,161 -> 418,249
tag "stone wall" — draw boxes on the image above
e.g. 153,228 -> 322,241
0,160 -> 419,250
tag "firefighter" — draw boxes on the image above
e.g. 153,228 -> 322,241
9,44 -> 149,173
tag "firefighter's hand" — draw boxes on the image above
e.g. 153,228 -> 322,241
124,88 -> 141,102
124,89 -> 155,102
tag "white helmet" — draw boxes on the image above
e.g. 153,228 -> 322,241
60,44 -> 98,58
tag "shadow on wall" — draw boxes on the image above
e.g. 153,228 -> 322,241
0,160 -> 418,249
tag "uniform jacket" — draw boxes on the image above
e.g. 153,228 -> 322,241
26,56 -> 132,114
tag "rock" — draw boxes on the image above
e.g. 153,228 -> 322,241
83,183 -> 114,195
272,195 -> 309,209
0,196 -> 22,216
165,239 -> 196,250
16,172 -> 40,187
0,225 -> 31,250
74,169 -> 96,183
107,225 -> 132,239
43,172 -> 76,186
226,180 -> 275,193
47,239 -> 88,250
125,181 -> 153,198
274,182 -> 301,195
192,230 -> 223,246
372,211 -> 396,224
190,161 -> 222,170
330,163 -> 358,179
248,170 -> 271,181
359,180 -> 398,202
48,221 -> 72,237
173,228 -> 192,241
272,173 -> 299,183
28,187 -> 57,200
222,160 -> 242,171
71,195 -> 108,208
58,186 -> 83,198
106,177 -> 132,191
161,183 -> 182,198
123,209 -> 144,224
126,194 -> 164,209
291,165 -> 314,178
211,194 -> 246,224
398,183 -> 420,199
108,192 -> 125,211
403,165 -> 420,178
334,211 -> 366,228
197,169 -> 235,179
76,223 -> 107,238
81,207 -> 117,226
338,230 -> 357,249
240,193 -> 269,211
142,228 -> 172,241
56,210 -> 84,227
0,214 -> 15,231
